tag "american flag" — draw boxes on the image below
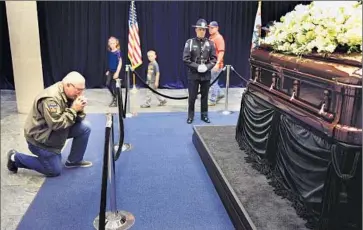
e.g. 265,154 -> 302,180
128,1 -> 142,69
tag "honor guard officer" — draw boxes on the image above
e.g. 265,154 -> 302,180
183,19 -> 217,124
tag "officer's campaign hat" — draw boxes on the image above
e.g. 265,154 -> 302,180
192,19 -> 208,29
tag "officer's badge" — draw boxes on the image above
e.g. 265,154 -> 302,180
47,101 -> 59,113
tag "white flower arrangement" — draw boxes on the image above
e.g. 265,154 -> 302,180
261,1 -> 362,55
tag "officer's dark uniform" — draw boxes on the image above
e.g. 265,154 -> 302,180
183,19 -> 217,124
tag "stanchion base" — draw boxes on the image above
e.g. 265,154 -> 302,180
114,143 -> 132,152
131,86 -> 138,94
220,110 -> 234,115
125,112 -> 138,117
93,210 -> 135,230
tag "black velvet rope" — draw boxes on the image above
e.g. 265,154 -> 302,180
230,67 -> 250,83
132,69 -> 224,100
98,124 -> 111,230
114,86 -> 125,161
123,76 -> 129,116
117,85 -> 125,118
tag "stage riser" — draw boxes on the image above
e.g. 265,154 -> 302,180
192,132 -> 255,230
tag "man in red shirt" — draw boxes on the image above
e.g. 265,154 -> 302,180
208,21 -> 225,106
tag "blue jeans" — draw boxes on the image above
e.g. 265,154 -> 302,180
14,120 -> 91,177
209,69 -> 224,102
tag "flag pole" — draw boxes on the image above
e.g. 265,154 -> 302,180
131,72 -> 138,94
251,1 -> 262,52
128,1 -> 141,94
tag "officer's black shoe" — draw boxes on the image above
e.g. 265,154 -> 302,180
187,118 -> 193,124
201,116 -> 211,123
7,149 -> 18,173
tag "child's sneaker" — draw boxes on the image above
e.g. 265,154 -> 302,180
208,101 -> 216,106
216,95 -> 225,101
109,98 -> 117,107
140,104 -> 150,108
158,100 -> 167,106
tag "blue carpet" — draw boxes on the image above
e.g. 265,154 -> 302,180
17,112 -> 239,230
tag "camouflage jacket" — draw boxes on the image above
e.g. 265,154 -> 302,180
24,82 -> 86,153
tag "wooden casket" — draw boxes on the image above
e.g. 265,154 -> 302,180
236,46 -> 362,229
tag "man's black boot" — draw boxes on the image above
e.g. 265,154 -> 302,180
7,149 -> 18,173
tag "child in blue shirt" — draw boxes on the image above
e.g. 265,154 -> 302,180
106,36 -> 122,107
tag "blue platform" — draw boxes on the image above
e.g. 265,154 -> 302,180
17,112 -> 238,230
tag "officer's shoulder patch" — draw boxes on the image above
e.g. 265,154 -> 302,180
185,39 -> 191,48
46,100 -> 60,114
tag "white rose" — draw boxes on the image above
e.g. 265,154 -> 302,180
335,15 -> 345,24
267,1 -> 362,54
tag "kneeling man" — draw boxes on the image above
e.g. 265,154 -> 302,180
7,71 -> 92,177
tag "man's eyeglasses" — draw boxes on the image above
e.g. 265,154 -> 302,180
70,83 -> 85,91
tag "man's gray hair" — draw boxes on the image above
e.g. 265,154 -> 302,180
62,71 -> 85,85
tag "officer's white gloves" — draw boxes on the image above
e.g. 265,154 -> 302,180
197,64 -> 208,73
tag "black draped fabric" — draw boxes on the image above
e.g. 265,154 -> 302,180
276,114 -> 331,204
0,2 -> 14,90
37,1 -> 258,89
236,89 -> 362,229
318,143 -> 362,230
236,91 -> 276,159
236,91 -> 321,227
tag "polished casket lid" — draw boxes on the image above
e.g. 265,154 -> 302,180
251,46 -> 362,85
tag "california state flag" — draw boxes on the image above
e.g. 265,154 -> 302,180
251,1 -> 262,51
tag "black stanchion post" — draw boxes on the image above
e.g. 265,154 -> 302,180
108,116 -> 118,213
93,113 -> 135,230
114,78 -> 131,153
125,65 -> 133,118
97,115 -> 111,230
